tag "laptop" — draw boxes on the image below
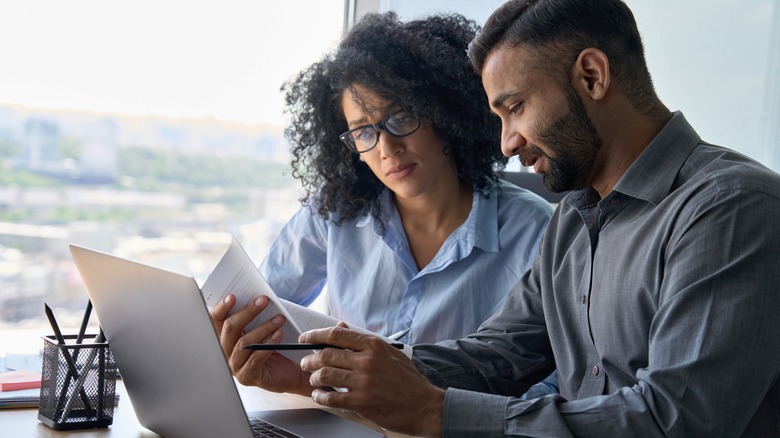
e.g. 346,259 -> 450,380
69,244 -> 387,438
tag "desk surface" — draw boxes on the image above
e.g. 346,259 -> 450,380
0,380 -> 411,437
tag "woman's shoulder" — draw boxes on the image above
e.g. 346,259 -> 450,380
491,179 -> 555,220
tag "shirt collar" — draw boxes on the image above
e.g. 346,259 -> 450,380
356,186 -> 499,253
354,189 -> 392,230
471,186 -> 500,253
614,111 -> 700,204
569,111 -> 700,207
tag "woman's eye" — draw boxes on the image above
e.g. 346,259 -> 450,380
357,129 -> 375,143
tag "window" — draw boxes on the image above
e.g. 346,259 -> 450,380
0,0 -> 343,355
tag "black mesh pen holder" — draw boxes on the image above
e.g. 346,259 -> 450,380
38,334 -> 117,430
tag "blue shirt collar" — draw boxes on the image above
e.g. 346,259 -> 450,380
355,186 -> 500,255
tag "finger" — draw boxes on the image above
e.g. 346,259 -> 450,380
300,346 -> 353,374
299,325 -> 370,349
222,296 -> 270,338
310,387 -> 354,410
218,296 -> 268,358
210,293 -> 236,322
210,294 -> 236,333
308,362 -> 353,390
228,314 -> 287,373
232,328 -> 284,381
239,313 -> 287,350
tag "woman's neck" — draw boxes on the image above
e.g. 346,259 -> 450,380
394,181 -> 474,270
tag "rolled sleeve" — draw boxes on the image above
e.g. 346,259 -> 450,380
442,388 -> 509,438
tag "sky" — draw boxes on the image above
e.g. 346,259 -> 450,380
0,0 -> 344,126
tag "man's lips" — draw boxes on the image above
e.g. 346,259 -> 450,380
519,147 -> 547,173
533,156 -> 546,174
387,163 -> 415,178
519,151 -> 541,168
521,155 -> 538,168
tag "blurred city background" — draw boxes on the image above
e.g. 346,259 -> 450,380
0,0 -> 778,353
0,0 -> 344,338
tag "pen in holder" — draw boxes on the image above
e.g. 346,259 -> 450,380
38,334 -> 117,430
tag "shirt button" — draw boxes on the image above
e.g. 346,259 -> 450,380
592,365 -> 600,376
581,295 -> 587,304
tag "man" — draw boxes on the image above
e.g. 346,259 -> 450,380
213,0 -> 780,436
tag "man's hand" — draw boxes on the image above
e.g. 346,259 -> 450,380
209,294 -> 315,396
299,326 -> 445,437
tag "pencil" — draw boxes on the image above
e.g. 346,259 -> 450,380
56,300 -> 93,417
44,303 -> 94,420
60,331 -> 106,421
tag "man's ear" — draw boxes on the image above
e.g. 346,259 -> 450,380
570,48 -> 610,101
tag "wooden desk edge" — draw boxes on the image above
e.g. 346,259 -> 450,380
0,379 -> 413,437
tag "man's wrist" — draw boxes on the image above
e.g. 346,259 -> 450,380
294,371 -> 316,396
418,386 -> 446,437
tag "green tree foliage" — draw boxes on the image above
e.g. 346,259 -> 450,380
119,146 -> 293,189
0,138 -> 21,157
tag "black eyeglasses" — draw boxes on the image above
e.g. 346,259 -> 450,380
339,110 -> 420,153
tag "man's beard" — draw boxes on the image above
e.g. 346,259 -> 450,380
534,85 -> 602,193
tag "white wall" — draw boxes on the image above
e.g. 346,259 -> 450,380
355,0 -> 780,172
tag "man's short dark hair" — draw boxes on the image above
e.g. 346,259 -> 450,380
468,0 -> 659,113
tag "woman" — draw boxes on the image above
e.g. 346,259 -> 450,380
259,12 -> 554,346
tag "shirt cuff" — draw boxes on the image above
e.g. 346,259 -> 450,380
442,387 -> 508,437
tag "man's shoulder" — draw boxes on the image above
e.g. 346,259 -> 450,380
678,142 -> 780,199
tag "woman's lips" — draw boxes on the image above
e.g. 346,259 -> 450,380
387,162 -> 416,179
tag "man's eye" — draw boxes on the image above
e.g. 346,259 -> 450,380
509,102 -> 524,114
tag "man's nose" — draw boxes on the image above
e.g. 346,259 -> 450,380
501,128 -> 525,158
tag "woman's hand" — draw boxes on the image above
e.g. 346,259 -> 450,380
209,294 -> 315,396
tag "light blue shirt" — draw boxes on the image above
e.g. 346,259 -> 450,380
259,180 -> 553,344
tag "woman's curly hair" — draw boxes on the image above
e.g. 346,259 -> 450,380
282,12 -> 506,223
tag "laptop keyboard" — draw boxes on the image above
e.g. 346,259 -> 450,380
249,418 -> 302,438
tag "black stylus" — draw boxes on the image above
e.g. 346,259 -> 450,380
243,342 -> 404,350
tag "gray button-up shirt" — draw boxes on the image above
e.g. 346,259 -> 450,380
413,112 -> 780,437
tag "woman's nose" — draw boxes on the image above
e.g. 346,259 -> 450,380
377,131 -> 404,158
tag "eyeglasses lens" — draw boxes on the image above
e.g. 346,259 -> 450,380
385,112 -> 417,136
352,129 -> 378,152
343,111 -> 419,153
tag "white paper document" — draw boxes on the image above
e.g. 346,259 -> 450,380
201,236 -> 411,363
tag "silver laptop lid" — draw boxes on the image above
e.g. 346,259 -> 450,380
69,244 -> 255,438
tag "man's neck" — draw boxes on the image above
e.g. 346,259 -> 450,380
588,101 -> 672,198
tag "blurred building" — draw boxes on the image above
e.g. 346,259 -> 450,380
78,118 -> 119,183
22,118 -> 60,172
